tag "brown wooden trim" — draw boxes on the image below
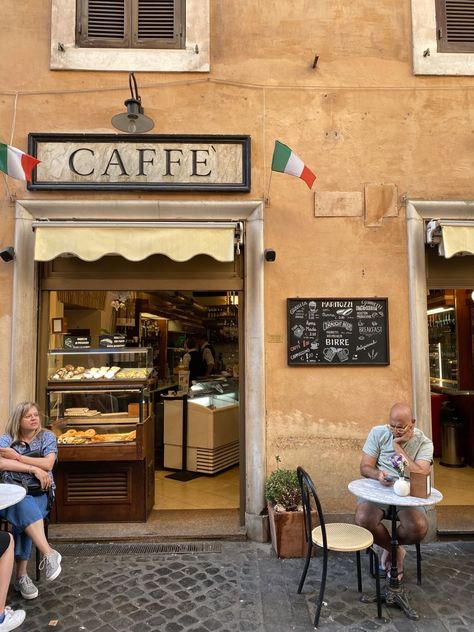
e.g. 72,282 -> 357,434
455,289 -> 474,390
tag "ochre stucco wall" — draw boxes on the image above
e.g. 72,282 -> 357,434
0,1 -> 472,510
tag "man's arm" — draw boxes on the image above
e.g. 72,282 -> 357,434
360,452 -> 393,485
392,429 -> 432,475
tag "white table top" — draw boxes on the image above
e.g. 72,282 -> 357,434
0,484 -> 26,510
348,478 -> 443,507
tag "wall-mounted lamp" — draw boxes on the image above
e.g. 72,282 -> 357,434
111,72 -> 155,134
264,249 -> 276,262
0,247 -> 15,262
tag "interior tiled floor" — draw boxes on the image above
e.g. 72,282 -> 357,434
154,466 -> 240,510
433,458 -> 474,505
153,461 -> 474,511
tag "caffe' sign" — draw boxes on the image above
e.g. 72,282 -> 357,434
28,133 -> 250,192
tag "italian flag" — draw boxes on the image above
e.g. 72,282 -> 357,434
271,140 -> 316,189
0,143 -> 40,182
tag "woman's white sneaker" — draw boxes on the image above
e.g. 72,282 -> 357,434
0,607 -> 26,631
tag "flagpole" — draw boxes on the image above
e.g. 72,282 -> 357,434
265,170 -> 273,206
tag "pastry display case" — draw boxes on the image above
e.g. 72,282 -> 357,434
47,347 -> 153,382
46,373 -> 155,523
163,377 -> 239,474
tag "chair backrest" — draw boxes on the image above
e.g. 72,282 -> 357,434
297,466 -> 328,550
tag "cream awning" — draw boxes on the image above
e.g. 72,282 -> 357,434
426,219 -> 474,258
33,221 -> 242,262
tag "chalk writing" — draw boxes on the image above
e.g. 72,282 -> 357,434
287,298 -> 389,366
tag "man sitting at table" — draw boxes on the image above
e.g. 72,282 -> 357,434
355,402 -> 434,580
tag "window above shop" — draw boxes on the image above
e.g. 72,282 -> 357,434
435,0 -> 474,53
76,0 -> 185,49
51,0 -> 209,72
412,0 -> 474,75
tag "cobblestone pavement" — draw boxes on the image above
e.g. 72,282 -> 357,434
6,540 -> 474,631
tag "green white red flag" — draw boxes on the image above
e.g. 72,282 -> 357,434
0,143 -> 40,182
271,140 -> 316,189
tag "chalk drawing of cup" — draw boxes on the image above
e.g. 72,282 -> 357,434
337,348 -> 349,362
310,341 -> 319,350
323,348 -> 336,362
293,324 -> 305,338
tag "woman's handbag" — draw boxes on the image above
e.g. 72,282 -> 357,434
0,444 -> 47,496
0,470 -> 43,495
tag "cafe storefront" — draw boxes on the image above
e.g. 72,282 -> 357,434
7,131 -> 269,540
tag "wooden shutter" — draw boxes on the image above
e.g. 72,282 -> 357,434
76,0 -> 184,49
436,0 -> 474,52
132,0 -> 184,48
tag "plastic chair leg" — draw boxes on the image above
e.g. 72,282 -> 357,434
297,540 -> 313,594
314,547 -> 328,629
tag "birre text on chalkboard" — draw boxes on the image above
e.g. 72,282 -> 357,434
287,298 -> 389,365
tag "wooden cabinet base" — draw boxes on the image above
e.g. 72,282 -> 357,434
52,459 -> 154,523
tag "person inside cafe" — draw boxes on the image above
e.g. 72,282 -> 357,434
0,532 -> 25,630
355,402 -> 434,580
0,401 -> 62,600
195,334 -> 215,377
182,336 -> 202,382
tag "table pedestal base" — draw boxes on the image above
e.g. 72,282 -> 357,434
361,583 -> 419,621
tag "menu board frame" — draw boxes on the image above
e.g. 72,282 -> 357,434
287,298 -> 390,366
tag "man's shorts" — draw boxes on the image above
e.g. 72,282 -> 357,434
357,497 -> 428,520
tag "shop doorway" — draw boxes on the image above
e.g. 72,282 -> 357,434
407,200 -> 474,534
40,280 -> 244,523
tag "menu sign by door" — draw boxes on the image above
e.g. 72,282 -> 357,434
287,298 -> 389,366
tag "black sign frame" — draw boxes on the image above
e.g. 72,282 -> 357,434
27,133 -> 251,192
287,298 -> 390,366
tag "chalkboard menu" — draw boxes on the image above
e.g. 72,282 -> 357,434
287,298 -> 389,366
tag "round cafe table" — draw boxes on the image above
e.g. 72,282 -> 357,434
348,478 -> 443,621
0,483 -> 26,510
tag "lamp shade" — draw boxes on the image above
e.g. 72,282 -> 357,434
111,74 -> 155,133
111,98 -> 154,133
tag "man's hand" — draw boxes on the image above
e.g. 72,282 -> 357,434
378,470 -> 395,486
392,424 -> 414,450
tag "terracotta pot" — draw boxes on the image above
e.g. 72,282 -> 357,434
267,502 -> 315,559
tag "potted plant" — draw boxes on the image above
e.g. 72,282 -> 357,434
265,456 -> 309,559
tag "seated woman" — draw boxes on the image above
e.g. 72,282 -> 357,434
0,401 -> 61,600
0,532 -> 25,630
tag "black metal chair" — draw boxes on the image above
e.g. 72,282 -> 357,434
296,466 -> 382,629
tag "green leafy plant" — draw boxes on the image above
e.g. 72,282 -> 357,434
265,455 -> 301,511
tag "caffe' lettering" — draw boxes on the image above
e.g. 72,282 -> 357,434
68,147 -> 212,178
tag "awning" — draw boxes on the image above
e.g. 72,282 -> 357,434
32,221 -> 243,262
426,219 -> 474,258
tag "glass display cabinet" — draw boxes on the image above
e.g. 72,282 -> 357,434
428,310 -> 458,388
46,348 -> 155,523
47,347 -> 153,382
163,377 -> 239,474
